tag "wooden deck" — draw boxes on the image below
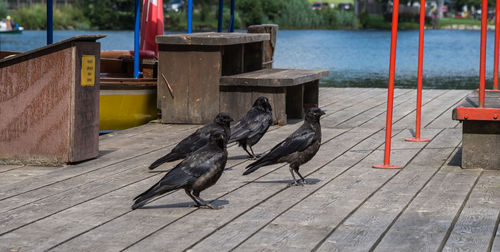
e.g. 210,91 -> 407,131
1,87 -> 499,251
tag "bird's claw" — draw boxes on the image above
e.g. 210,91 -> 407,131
199,204 -> 223,210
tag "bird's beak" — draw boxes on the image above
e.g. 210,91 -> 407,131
319,109 -> 326,115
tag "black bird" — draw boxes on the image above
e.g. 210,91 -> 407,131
243,107 -> 326,185
148,113 -> 233,170
132,131 -> 228,210
229,96 -> 273,159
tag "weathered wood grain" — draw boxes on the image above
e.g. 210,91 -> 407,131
156,32 -> 269,46
442,170 -> 500,251
316,129 -> 462,252
232,129 -> 431,251
373,160 -> 482,251
0,125 -> 341,251
0,88 -> 490,251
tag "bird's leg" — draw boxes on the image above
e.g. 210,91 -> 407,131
288,166 -> 302,186
248,145 -> 258,159
192,191 -> 223,210
185,189 -> 201,207
242,145 -> 256,159
293,167 -> 307,184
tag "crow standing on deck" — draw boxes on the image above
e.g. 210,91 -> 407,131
229,96 -> 273,159
243,107 -> 326,185
132,131 -> 228,210
148,113 -> 233,170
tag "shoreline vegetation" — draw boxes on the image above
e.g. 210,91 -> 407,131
0,0 -> 493,31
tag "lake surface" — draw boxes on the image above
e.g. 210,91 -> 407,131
1,29 -> 497,89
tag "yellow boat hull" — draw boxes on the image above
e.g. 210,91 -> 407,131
99,89 -> 157,131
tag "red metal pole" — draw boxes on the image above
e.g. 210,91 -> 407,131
373,0 -> 402,169
406,0 -> 430,143
479,0 -> 487,107
494,0 -> 500,90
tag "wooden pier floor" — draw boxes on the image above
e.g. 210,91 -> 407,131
1,88 -> 500,251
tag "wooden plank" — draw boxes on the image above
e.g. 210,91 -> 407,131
0,166 -> 59,187
158,50 -> 191,123
185,128 -> 394,251
232,130 -> 429,251
71,42 -> 100,162
394,90 -> 471,129
373,160 -> 482,251
321,89 -> 413,128
0,122 -> 320,251
220,68 -> 329,87
187,49 -> 221,123
338,89 -> 446,129
0,165 -> 24,173
0,124 -> 201,210
442,170 -> 500,251
492,223 -> 500,251
425,94 -> 468,129
315,129 -> 462,252
156,32 -> 269,46
63,128 -> 370,252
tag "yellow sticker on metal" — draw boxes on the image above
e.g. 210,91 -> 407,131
81,55 -> 95,86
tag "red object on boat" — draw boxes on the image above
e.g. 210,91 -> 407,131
140,0 -> 164,57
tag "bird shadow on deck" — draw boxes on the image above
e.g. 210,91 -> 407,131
139,199 -> 229,209
249,178 -> 321,185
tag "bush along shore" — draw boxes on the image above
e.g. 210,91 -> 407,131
1,0 -> 491,31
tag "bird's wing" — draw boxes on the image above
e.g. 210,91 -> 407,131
230,109 -> 271,141
178,148 -> 225,178
265,126 -> 316,161
171,124 -> 213,154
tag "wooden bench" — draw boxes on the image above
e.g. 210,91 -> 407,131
452,91 -> 500,169
220,68 -> 328,125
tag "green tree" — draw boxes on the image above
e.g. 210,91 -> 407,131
0,0 -> 8,19
80,0 -> 135,30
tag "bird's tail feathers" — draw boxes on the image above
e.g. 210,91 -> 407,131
243,160 -> 272,175
148,152 -> 183,169
131,182 -> 174,210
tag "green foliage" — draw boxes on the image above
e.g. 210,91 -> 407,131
270,0 -> 325,29
164,9 -> 241,31
80,0 -> 135,30
11,4 -> 91,30
0,0 -> 8,19
238,0 -> 265,26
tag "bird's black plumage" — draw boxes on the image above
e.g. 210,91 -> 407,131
148,113 -> 233,170
132,131 -> 228,210
243,107 -> 326,185
229,96 -> 273,159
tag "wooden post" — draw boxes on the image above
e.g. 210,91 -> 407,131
248,24 -> 278,69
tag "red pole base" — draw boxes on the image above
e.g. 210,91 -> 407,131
372,164 -> 403,169
475,88 -> 500,92
405,137 -> 430,142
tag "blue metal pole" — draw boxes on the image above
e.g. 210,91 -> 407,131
134,0 -> 140,78
188,0 -> 193,33
217,0 -> 224,32
229,0 -> 234,32
47,0 -> 53,45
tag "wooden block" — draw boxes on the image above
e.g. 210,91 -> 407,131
286,84 -> 305,119
304,80 -> 319,109
0,36 -> 101,165
248,24 -> 278,69
462,120 -> 500,169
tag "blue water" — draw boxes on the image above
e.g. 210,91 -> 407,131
1,29 -> 497,89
